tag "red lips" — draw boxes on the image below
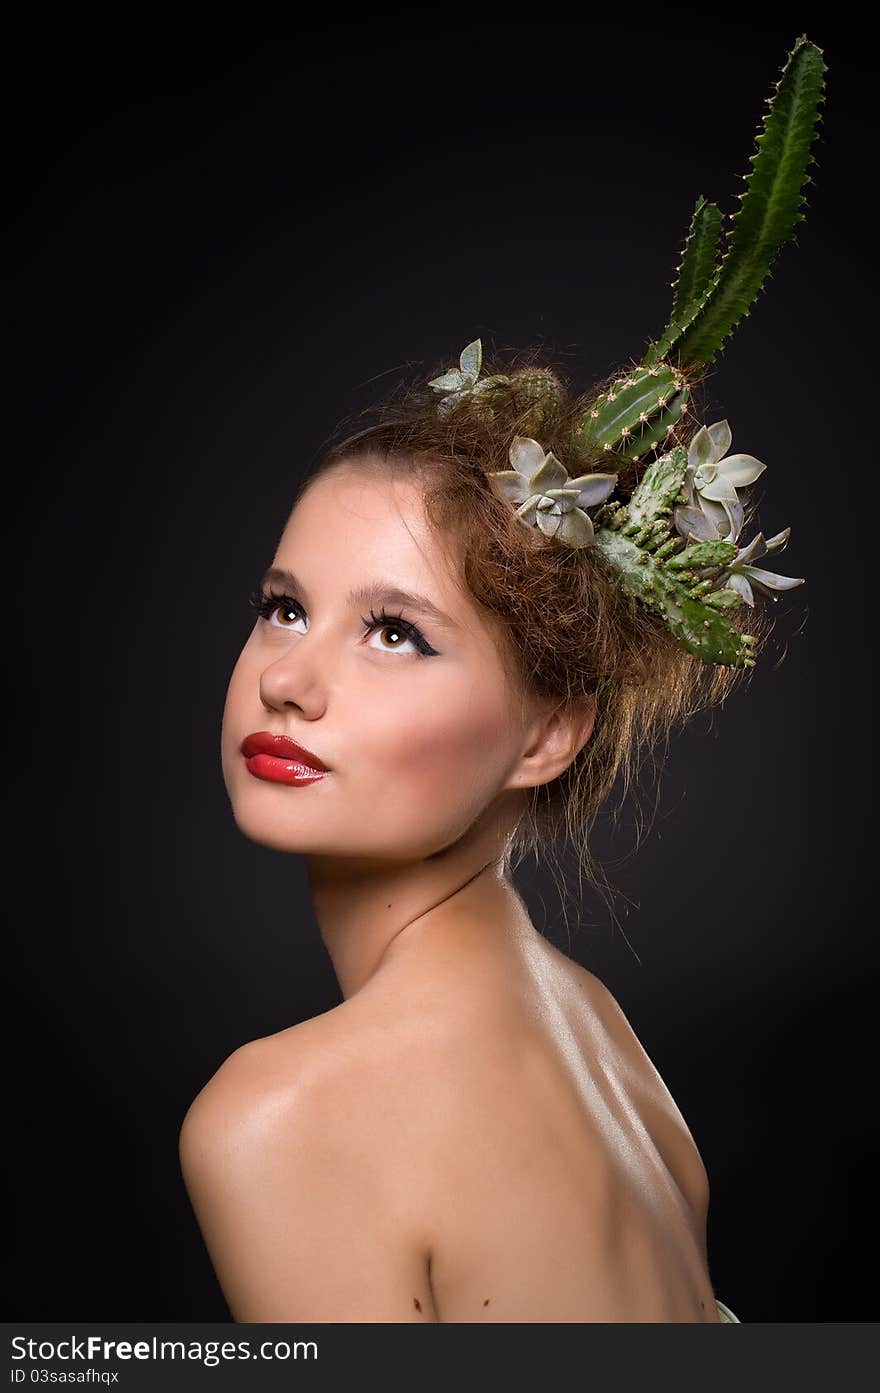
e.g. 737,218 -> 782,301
240,731 -> 331,771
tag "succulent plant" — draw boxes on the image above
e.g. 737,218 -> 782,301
488,436 -> 618,549
715,527 -> 804,606
673,420 -> 766,543
427,338 -> 510,419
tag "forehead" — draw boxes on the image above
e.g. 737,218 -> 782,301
279,465 -> 452,588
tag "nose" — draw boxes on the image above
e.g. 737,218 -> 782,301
258,637 -> 328,719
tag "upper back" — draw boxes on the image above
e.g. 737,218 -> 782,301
182,924 -> 721,1322
297,929 -> 719,1322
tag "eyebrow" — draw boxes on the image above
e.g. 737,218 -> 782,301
259,566 -> 459,631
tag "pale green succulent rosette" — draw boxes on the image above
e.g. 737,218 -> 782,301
488,436 -> 618,548
673,420 -> 765,542
428,337 -> 511,419
672,420 -> 804,602
715,527 -> 805,606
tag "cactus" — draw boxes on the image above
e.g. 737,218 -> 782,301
666,195 -> 725,337
574,35 -> 826,462
593,527 -> 755,666
426,36 -> 824,668
624,442 -> 690,530
573,363 -> 690,464
510,367 -> 564,435
643,33 -> 827,370
592,446 -> 756,666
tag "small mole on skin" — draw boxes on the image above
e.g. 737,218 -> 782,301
483,1298 -> 490,1306
413,1297 -> 421,1311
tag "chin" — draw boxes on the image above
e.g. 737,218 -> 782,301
229,802 -> 314,855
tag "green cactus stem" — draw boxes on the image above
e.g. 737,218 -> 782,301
642,195 -> 725,367
574,36 -> 826,471
668,194 -> 725,334
510,368 -> 564,435
573,363 -> 690,463
589,443 -> 754,665
642,34 -> 827,371
666,538 -> 739,571
624,443 -> 689,528
593,524 -> 754,666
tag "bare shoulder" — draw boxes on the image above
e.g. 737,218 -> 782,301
178,1009 -> 438,1322
179,1028 -> 307,1172
179,1000 -> 441,1156
179,1011 -> 342,1138
562,956 -> 712,1217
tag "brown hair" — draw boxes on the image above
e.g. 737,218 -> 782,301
293,343 -> 773,940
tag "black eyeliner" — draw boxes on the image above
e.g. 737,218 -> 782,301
247,587 -> 439,657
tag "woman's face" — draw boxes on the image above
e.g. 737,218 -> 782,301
221,462 -> 535,863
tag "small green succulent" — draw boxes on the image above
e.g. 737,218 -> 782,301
715,527 -> 804,606
427,338 -> 511,419
673,420 -> 766,543
667,422 -> 803,603
488,436 -> 618,548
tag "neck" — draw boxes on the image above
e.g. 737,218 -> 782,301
304,804 -> 532,999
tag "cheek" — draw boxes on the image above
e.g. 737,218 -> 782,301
358,673 -> 515,810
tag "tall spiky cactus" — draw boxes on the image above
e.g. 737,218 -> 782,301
428,36 -> 826,668
571,34 -> 826,666
574,34 -> 827,465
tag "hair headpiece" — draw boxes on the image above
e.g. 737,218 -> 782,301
427,35 -> 826,668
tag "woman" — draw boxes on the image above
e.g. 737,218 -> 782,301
178,35 -> 825,1322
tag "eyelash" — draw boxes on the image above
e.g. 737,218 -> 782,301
247,588 -> 438,657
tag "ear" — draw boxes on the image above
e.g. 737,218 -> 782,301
505,695 -> 596,792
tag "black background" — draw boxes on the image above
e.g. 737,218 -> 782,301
7,12 -> 873,1321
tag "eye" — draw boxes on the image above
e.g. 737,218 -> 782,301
248,589 -> 306,632
362,607 -> 437,657
247,589 -> 439,658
